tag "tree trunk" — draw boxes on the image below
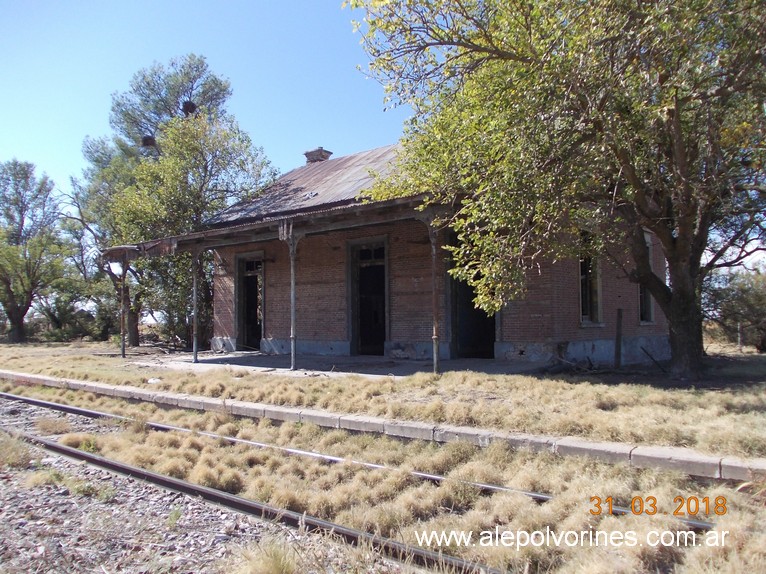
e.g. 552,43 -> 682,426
6,309 -> 26,343
127,304 -> 140,347
108,267 -> 142,348
666,286 -> 704,380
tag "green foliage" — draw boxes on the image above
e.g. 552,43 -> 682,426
69,54 -> 275,346
110,53 -> 232,145
0,160 -> 64,342
705,266 -> 766,351
114,112 -> 275,240
110,111 -> 275,344
353,0 -> 766,376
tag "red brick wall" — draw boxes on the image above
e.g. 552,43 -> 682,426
212,219 -> 667,358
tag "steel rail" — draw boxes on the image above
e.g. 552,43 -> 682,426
8,428 -> 499,574
0,391 -> 716,531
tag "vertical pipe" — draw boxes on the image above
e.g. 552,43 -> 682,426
120,253 -> 127,359
281,220 -> 299,371
289,235 -> 297,371
429,225 -> 440,375
192,252 -> 199,364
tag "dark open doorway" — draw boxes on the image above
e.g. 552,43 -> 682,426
452,279 -> 495,358
351,243 -> 386,355
239,258 -> 263,350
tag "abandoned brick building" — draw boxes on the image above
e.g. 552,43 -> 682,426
131,144 -> 670,366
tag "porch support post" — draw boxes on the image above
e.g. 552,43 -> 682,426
192,250 -> 200,364
280,221 -> 302,370
120,252 -> 127,359
424,218 -> 441,375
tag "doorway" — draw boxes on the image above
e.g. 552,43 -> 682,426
239,258 -> 263,350
351,243 -> 386,355
452,279 -> 495,358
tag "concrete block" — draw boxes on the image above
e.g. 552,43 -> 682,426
109,386 -> 136,400
176,394 -> 207,411
554,437 -> 634,464
83,382 -> 118,396
109,385 -> 134,399
300,409 -> 341,429
35,375 -> 66,389
434,425 -> 493,447
496,431 -> 558,452
631,446 -> 721,478
384,420 -> 435,441
228,400 -> 265,419
65,380 -> 90,391
127,387 -> 154,402
197,396 -> 226,413
338,414 -> 387,434
0,370 -> 59,389
720,457 -> 766,481
153,391 -> 185,407
262,404 -> 302,423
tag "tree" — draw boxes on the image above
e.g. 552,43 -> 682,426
112,111 -> 276,345
68,138 -> 144,345
352,0 -> 766,379
110,53 -> 232,145
68,54 -> 247,347
705,266 -> 766,351
0,160 -> 64,342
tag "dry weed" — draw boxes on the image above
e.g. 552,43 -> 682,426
34,416 -> 72,435
0,433 -> 32,469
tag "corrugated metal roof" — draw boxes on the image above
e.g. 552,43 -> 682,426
207,144 -> 400,226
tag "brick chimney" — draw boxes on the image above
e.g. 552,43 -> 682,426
304,146 -> 333,164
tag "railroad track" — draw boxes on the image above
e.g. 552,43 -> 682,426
0,390 -> 718,572
1,392 -> 500,573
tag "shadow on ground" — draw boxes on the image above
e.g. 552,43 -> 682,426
145,349 -> 549,378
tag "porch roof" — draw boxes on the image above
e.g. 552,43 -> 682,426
101,144 -> 425,260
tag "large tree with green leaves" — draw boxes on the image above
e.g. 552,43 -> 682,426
110,53 -> 232,145
113,111 -> 276,345
68,137 -> 143,345
69,54 -> 274,347
0,160 -> 64,342
353,0 -> 766,378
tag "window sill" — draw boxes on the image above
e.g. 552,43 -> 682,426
580,321 -> 605,328
639,321 -> 655,326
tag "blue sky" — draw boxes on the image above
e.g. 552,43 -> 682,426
0,0 -> 410,192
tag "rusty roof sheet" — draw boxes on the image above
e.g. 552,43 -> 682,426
207,144 -> 400,226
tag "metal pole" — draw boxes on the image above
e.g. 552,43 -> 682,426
289,237 -> 297,370
280,221 -> 299,371
192,252 -> 199,364
429,225 -> 440,375
120,253 -> 127,359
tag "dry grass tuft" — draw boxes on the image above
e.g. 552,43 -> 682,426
232,539 -> 299,574
187,453 -> 245,494
5,363 -> 766,573
34,416 -> 72,435
59,433 -> 100,453
1,341 -> 765,456
0,433 -> 32,470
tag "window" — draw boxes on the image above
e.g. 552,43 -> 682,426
580,255 -> 601,323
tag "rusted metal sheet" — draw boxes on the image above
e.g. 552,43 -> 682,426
207,144 -> 400,225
